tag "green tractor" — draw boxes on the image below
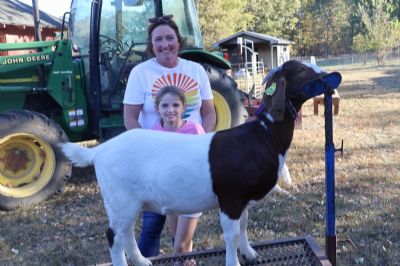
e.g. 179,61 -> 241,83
0,0 -> 247,210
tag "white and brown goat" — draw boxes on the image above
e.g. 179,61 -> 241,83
60,60 -> 335,266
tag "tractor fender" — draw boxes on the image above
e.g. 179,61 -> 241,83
179,49 -> 231,70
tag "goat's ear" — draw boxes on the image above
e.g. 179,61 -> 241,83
264,76 -> 286,122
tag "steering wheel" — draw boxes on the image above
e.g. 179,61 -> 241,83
99,34 -> 123,54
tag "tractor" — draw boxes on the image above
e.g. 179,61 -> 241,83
0,0 -> 248,210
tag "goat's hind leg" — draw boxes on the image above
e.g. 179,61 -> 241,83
106,224 -> 127,266
124,219 -> 152,266
108,210 -> 152,266
238,208 -> 257,262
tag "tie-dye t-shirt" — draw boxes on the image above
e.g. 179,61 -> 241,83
123,58 -> 213,129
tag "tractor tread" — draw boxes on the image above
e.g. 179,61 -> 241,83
0,110 -> 71,210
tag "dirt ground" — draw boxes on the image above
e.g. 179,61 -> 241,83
0,62 -> 399,266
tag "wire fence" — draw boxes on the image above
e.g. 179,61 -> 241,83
297,51 -> 400,67
229,51 -> 400,98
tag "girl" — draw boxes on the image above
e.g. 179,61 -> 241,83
153,85 -> 204,255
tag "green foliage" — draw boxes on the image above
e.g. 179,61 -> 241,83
244,0 -> 302,40
196,0 -> 400,57
352,34 -> 369,52
352,34 -> 369,64
357,1 -> 400,64
296,0 -> 351,56
197,0 -> 248,49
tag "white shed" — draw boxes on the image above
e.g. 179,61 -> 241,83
212,30 -> 294,71
212,31 -> 294,99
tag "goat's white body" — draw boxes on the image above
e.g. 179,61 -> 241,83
62,129 -> 221,266
65,129 -> 219,215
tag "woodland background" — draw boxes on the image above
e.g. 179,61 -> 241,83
195,0 -> 400,64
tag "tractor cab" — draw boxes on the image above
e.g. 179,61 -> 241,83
69,0 -> 205,112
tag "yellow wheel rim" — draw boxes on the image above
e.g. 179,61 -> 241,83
0,133 -> 56,198
212,90 -> 232,131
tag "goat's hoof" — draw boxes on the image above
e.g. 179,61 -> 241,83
242,256 -> 257,264
240,246 -> 258,262
130,256 -> 152,266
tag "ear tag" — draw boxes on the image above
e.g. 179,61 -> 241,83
265,83 -> 276,96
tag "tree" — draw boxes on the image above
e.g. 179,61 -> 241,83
197,0 -> 249,49
244,0 -> 301,40
358,0 -> 400,64
352,34 -> 369,64
296,0 -> 351,56
296,5 -> 318,56
196,0 -> 399,57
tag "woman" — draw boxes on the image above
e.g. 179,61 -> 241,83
123,15 -> 216,257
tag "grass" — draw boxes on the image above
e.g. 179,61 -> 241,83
1,62 -> 399,265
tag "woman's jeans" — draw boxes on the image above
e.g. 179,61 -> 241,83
138,211 -> 166,257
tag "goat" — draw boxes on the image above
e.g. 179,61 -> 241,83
60,60 -> 340,266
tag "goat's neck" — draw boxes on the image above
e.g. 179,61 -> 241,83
256,106 -> 297,153
285,98 -> 299,120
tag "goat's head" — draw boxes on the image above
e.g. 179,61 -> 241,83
261,60 -> 341,121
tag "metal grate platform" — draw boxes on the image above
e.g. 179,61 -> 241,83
150,235 -> 331,266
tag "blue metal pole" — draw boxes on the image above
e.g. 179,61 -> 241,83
324,88 -> 336,265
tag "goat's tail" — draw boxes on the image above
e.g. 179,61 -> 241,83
59,142 -> 96,167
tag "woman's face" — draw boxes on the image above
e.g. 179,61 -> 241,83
156,93 -> 185,128
151,25 -> 180,68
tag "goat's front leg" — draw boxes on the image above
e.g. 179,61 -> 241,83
281,163 -> 292,185
238,208 -> 257,262
220,212 -> 241,266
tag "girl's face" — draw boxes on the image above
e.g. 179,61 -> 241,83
151,25 -> 180,68
156,93 -> 185,128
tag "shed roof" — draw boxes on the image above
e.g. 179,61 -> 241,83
213,30 -> 295,48
0,0 -> 62,29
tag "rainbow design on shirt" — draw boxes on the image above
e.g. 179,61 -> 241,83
152,73 -> 201,118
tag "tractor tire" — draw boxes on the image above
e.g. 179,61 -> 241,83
0,110 -> 72,210
202,64 -> 248,131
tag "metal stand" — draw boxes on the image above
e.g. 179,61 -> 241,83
324,85 -> 337,266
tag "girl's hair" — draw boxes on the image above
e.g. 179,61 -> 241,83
146,15 -> 184,58
155,86 -> 186,108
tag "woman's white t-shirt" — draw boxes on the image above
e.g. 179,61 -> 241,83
123,57 -> 213,129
